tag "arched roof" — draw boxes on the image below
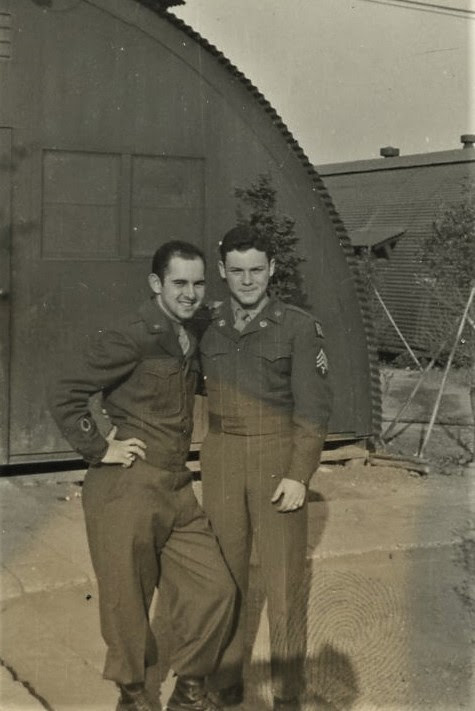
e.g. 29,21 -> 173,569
135,1 -> 381,432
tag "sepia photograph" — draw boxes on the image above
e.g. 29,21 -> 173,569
0,1 -> 474,709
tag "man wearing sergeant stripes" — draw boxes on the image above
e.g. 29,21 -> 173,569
199,226 -> 333,710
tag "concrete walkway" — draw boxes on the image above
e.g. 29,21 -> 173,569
0,462 -> 473,710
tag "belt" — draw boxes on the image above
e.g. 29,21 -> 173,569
208,412 -> 293,436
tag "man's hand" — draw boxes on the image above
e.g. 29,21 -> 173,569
101,426 -> 147,468
271,478 -> 307,512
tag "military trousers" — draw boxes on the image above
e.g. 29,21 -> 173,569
82,459 -> 236,685
200,431 -> 308,699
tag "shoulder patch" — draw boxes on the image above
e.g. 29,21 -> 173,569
285,304 -> 324,335
315,320 -> 324,338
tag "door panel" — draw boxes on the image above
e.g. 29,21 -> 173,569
8,146 -> 205,462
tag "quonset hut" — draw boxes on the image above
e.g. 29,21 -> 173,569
0,0 -> 380,465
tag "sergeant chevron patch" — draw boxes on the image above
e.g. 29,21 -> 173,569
316,348 -> 329,377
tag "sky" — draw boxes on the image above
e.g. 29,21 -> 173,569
174,0 -> 475,165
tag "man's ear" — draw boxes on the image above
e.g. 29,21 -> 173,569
218,260 -> 227,280
269,258 -> 276,278
148,273 -> 162,295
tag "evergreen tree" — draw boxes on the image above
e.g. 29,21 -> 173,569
421,183 -> 475,460
234,173 -> 307,306
420,183 -> 475,366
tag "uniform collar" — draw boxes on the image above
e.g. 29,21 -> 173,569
139,298 -> 197,357
139,297 -> 173,335
260,297 -> 285,323
211,296 -> 285,334
230,295 -> 270,323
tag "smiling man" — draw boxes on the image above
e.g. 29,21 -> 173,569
49,241 -> 234,711
199,226 -> 333,710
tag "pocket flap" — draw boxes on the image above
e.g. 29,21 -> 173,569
256,344 -> 292,362
143,358 -> 181,378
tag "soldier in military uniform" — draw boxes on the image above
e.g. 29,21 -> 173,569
49,241 -> 235,711
199,226 -> 333,710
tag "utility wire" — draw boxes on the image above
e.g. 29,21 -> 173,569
360,0 -> 475,19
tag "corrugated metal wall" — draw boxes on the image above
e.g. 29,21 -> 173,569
321,157 -> 475,353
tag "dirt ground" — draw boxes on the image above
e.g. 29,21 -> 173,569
379,366 -> 474,476
1,365 -> 473,710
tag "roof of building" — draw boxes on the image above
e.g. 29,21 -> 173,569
318,146 -> 475,353
318,147 -> 475,239
350,226 -> 406,249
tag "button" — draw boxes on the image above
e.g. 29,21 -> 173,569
218,319 -> 226,327
259,320 -> 268,328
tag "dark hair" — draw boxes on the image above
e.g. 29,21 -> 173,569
219,225 -> 274,262
151,240 -> 206,281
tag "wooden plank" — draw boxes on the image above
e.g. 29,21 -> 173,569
369,454 -> 430,476
320,444 -> 368,462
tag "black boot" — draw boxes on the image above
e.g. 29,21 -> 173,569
116,683 -> 159,711
166,676 -> 222,711
207,680 -> 244,707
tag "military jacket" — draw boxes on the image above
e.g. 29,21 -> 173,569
48,298 -> 199,468
199,297 -> 333,484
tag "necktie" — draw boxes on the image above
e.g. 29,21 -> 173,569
177,324 -> 190,355
234,308 -> 252,332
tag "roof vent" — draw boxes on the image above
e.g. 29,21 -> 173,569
380,146 -> 400,158
460,134 -> 475,149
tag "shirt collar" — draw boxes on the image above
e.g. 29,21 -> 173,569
230,295 -> 270,324
210,295 -> 285,329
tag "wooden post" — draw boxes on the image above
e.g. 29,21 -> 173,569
383,356 -> 437,442
383,333 -> 452,441
418,286 -> 475,459
373,285 -> 422,370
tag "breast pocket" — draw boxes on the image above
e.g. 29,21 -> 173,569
257,343 -> 292,376
140,359 -> 183,416
200,342 -> 228,362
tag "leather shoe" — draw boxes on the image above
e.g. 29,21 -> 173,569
116,683 -> 159,711
208,680 -> 244,707
166,676 -> 222,710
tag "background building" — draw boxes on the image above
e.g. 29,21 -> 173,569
319,138 -> 475,356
